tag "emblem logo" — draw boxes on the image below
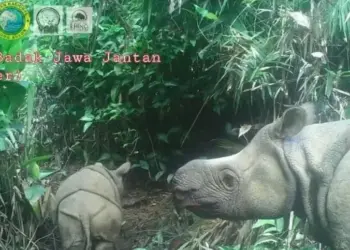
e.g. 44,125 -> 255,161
66,7 -> 92,34
0,1 -> 30,40
33,6 -> 63,35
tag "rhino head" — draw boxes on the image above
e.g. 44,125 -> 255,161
172,103 -> 318,220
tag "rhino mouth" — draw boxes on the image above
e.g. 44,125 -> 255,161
185,203 -> 220,218
185,202 -> 216,211
174,195 -> 219,218
173,187 -> 219,217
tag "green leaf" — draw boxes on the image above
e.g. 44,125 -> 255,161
139,160 -> 149,170
29,162 -> 40,180
157,133 -> 168,143
193,4 -> 218,21
83,122 -> 93,133
114,65 -> 123,76
22,154 -> 52,168
275,217 -> 284,233
155,170 -> 164,181
167,174 -> 174,184
206,12 -> 218,20
0,92 -> 10,115
21,38 -> 29,52
292,216 -> 301,230
128,83 -> 144,94
159,162 -> 166,171
0,136 -> 6,151
111,86 -> 118,102
80,114 -> 94,122
98,153 -> 111,161
0,38 -> 12,52
252,219 -> 277,229
18,80 -> 31,89
24,184 -> 46,205
87,68 -> 95,76
39,169 -> 57,180
164,82 -> 177,87
5,128 -> 16,148
94,80 -> 106,88
0,81 -> 27,114
5,40 -> 23,73
325,70 -> 335,98
194,4 -> 208,17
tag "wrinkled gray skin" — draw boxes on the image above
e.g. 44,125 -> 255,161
172,103 -> 350,250
51,162 -> 130,250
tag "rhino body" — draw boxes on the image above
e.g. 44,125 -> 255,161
172,103 -> 350,250
52,162 -> 130,250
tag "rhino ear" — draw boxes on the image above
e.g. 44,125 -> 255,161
275,107 -> 307,138
115,162 -> 131,176
298,102 -> 318,125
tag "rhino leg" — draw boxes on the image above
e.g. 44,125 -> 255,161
90,204 -> 122,244
317,130 -> 350,230
317,177 -> 333,229
327,151 -> 350,250
95,241 -> 115,250
58,211 -> 86,250
59,208 -> 92,250
80,212 -> 92,250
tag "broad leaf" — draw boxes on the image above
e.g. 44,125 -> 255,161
29,162 -> 40,180
24,184 -> 46,205
83,122 -> 93,132
0,81 -> 27,114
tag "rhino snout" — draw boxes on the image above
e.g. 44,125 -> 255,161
174,190 -> 186,200
172,176 -> 202,208
173,187 -> 198,200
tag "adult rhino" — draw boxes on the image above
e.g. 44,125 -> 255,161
172,102 -> 350,250
51,161 -> 130,250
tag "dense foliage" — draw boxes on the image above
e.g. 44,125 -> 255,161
1,0 -> 350,249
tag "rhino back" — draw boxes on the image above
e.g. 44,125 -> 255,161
59,191 -> 114,217
55,167 -> 121,214
58,191 -> 123,243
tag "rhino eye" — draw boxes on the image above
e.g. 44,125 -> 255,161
221,172 -> 235,189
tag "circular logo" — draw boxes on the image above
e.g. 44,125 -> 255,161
36,7 -> 60,34
72,10 -> 87,21
0,1 -> 30,40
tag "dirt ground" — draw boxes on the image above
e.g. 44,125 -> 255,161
117,186 -> 238,250
120,187 -> 185,249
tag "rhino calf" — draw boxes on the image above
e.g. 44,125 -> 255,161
172,103 -> 350,250
52,162 -> 130,250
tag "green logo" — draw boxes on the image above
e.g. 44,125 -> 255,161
0,1 -> 30,40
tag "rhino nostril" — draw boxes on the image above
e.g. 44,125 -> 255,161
175,191 -> 186,200
174,189 -> 188,200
